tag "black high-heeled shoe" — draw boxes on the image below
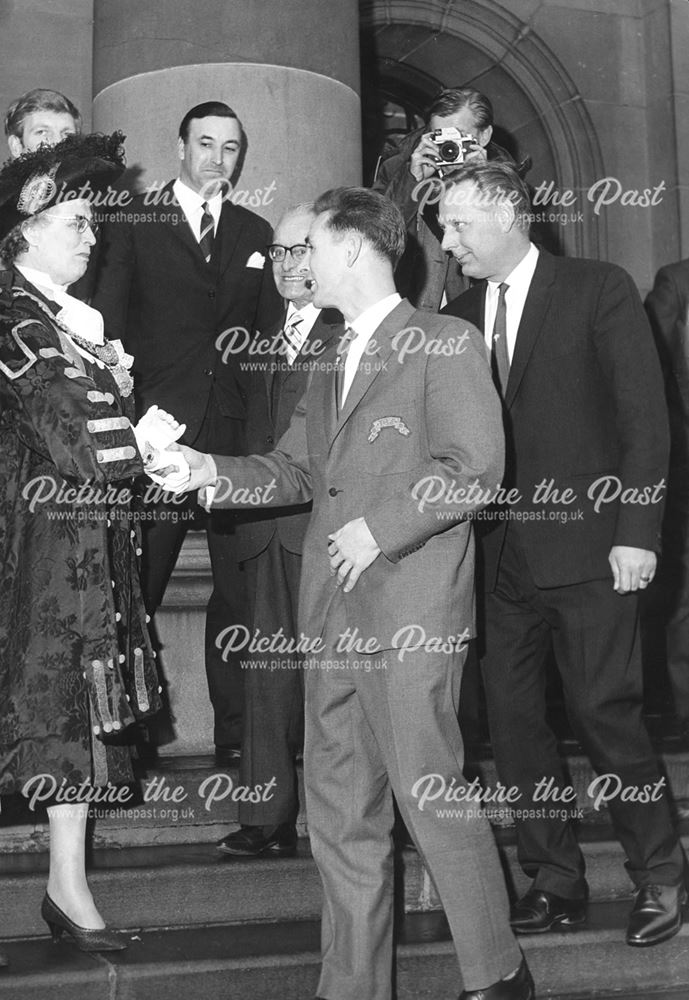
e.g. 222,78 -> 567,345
41,893 -> 127,952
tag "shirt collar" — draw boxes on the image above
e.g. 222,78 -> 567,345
16,264 -> 68,297
487,243 -> 539,295
173,177 -> 224,220
16,264 -> 105,345
286,301 -> 319,325
349,292 -> 402,339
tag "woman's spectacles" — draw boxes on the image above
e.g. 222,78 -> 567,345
266,243 -> 309,263
43,214 -> 99,236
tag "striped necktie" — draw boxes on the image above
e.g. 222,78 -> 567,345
199,201 -> 215,263
491,282 -> 510,394
282,315 -> 303,366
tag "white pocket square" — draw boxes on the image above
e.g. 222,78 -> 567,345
246,251 -> 265,269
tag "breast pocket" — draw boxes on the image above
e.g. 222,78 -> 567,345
357,406 -> 420,475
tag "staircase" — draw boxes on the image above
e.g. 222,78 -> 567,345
3,744 -> 689,1000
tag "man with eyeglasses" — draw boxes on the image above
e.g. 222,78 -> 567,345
216,203 -> 343,857
92,101 -> 281,767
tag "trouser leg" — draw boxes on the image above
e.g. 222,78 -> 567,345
239,539 -> 303,825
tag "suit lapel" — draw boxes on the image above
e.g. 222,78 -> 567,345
329,300 -> 416,451
504,251 -> 557,408
158,182 -> 210,264
457,283 -> 485,332
216,200 -> 245,277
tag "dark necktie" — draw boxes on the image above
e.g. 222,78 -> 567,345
199,202 -> 215,263
491,282 -> 510,394
336,326 -> 356,412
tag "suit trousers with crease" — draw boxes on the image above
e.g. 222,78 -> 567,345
238,537 -> 303,825
304,596 -> 520,1000
481,527 -> 684,898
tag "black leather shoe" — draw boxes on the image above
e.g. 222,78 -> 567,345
626,882 -> 687,947
459,956 -> 534,999
214,745 -> 241,768
41,893 -> 126,952
216,822 -> 297,857
510,888 -> 586,933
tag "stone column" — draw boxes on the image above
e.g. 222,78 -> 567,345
92,0 -> 362,226
91,0 -> 361,754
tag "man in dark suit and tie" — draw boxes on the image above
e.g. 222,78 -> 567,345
166,186 -> 532,1000
216,203 -> 343,857
92,101 -> 280,763
441,162 -> 686,947
645,260 -> 689,731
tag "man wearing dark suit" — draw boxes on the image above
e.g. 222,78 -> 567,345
92,101 -> 280,761
168,186 -> 532,1000
645,261 -> 689,729
441,162 -> 686,948
216,203 -> 343,857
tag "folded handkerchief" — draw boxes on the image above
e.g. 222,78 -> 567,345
246,251 -> 265,269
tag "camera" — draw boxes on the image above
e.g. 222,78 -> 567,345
426,128 -> 476,170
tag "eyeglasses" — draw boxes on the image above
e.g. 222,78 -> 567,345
43,214 -> 99,236
267,243 -> 309,263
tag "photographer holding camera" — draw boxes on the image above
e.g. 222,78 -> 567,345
373,87 -> 527,310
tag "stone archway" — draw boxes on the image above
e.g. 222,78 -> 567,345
360,0 -> 605,259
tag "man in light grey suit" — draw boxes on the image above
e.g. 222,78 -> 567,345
169,187 -> 531,1000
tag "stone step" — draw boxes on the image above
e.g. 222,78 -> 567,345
3,830 -> 689,939
1,902 -> 689,1000
2,745 -> 688,852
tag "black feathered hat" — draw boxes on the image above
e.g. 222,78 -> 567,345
0,131 -> 126,241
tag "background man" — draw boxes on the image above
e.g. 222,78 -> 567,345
442,162 -> 685,948
216,203 -> 343,857
92,101 -> 281,764
168,186 -> 532,1000
372,86 -> 521,310
645,260 -> 689,734
4,88 -> 80,157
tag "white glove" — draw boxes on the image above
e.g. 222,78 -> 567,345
146,447 -> 191,494
134,405 -> 186,454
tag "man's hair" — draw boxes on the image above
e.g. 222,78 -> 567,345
178,101 -> 241,142
427,88 -> 493,131
443,162 -> 532,230
4,88 -> 81,140
313,187 -> 406,266
278,201 -> 315,224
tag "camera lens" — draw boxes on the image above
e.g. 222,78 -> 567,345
438,141 -> 460,162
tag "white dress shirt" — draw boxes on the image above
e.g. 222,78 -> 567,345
341,292 -> 402,404
483,243 -> 539,362
173,178 -> 223,241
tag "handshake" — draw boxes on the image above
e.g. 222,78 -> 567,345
133,406 -> 217,497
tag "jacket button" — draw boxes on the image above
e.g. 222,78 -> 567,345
266,436 -> 274,445
328,487 -> 338,497
203,368 -> 213,376
208,289 -> 216,300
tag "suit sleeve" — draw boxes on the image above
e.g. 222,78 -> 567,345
364,321 -> 505,561
210,386 -> 312,507
594,266 -> 669,549
254,224 -> 283,337
645,265 -> 682,373
91,217 -> 135,342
